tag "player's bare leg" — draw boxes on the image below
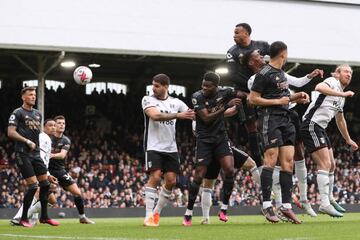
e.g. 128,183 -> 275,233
66,183 -> 95,224
278,146 -> 301,224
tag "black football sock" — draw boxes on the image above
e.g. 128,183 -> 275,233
21,184 -> 38,221
261,167 -> 274,202
74,196 -> 85,215
187,180 -> 202,210
39,180 -> 50,220
280,171 -> 293,204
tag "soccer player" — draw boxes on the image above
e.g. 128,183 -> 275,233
142,74 -> 195,227
300,64 -> 358,217
244,49 -> 322,217
226,23 -> 270,170
8,87 -> 59,227
198,109 -> 261,224
48,115 -> 95,224
183,72 -> 242,226
249,41 -> 309,224
11,119 -> 59,225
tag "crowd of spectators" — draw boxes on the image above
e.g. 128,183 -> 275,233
1,85 -> 360,210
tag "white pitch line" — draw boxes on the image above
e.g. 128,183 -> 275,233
0,234 -> 164,240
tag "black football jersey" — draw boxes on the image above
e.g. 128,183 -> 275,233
8,107 -> 42,155
48,134 -> 71,171
226,40 -> 270,92
192,88 -> 235,142
251,64 -> 291,114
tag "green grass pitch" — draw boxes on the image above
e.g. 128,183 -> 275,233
1,213 -> 359,240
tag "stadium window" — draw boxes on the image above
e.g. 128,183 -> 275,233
86,82 -> 106,95
23,80 -> 38,87
46,80 -> 65,91
107,82 -> 127,95
146,84 -> 186,97
22,80 -> 65,92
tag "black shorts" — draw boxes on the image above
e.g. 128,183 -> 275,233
232,146 -> 249,169
258,112 -> 296,150
196,138 -> 233,179
145,151 -> 180,174
15,152 -> 47,179
49,169 -> 75,188
300,121 -> 331,153
196,137 -> 233,167
289,109 -> 302,142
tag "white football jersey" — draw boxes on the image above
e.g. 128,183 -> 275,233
39,132 -> 52,168
303,77 -> 345,129
142,95 -> 188,152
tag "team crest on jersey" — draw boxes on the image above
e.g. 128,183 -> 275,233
192,98 -> 197,105
320,137 -> 326,144
276,76 -> 280,81
9,115 -> 15,121
226,53 -> 233,59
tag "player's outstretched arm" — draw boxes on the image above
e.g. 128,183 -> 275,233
289,92 -> 310,104
145,107 -> 194,121
335,112 -> 359,151
315,82 -> 354,97
7,126 -> 36,150
249,91 -> 289,106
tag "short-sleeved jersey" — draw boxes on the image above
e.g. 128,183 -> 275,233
39,132 -> 52,168
8,107 -> 42,155
303,77 -> 345,129
226,40 -> 270,92
48,134 -> 71,171
192,88 -> 235,143
251,64 -> 290,114
142,95 -> 188,153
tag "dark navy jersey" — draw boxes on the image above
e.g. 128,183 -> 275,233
192,88 -> 235,142
8,107 -> 42,155
226,40 -> 270,92
251,64 -> 291,114
48,134 -> 71,171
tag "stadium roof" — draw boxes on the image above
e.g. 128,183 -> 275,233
0,0 -> 359,65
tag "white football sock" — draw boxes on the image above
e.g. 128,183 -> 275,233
250,166 -> 261,186
144,187 -> 157,218
295,159 -> 308,202
317,170 -> 330,207
201,188 -> 212,219
154,187 -> 172,214
28,200 -> 41,217
329,171 -> 335,201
